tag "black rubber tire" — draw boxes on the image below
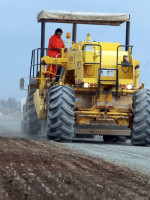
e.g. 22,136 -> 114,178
131,89 -> 150,146
26,90 -> 41,138
47,85 -> 75,142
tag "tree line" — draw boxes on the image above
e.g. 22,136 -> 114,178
0,97 -> 20,110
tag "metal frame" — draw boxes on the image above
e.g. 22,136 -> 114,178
39,18 -> 131,58
30,48 -> 61,78
116,44 -> 133,67
37,15 -> 132,100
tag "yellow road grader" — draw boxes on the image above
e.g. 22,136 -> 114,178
20,10 -> 150,146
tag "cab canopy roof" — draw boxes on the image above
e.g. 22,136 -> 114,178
37,10 -> 130,26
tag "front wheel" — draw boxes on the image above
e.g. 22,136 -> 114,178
47,85 -> 75,142
26,90 -> 41,138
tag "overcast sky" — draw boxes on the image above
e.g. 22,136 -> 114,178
0,0 -> 150,100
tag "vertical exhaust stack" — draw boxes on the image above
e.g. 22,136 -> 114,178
125,21 -> 130,51
72,23 -> 77,43
41,19 -> 45,58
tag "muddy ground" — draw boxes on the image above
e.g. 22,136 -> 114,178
0,137 -> 150,200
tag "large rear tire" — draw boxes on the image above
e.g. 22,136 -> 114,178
47,85 -> 75,142
131,89 -> 150,146
26,90 -> 41,138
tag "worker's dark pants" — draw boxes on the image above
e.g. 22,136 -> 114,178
55,66 -> 62,81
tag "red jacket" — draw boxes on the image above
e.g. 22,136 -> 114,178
47,34 -> 65,58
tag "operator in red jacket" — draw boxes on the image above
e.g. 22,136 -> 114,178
46,28 -> 65,78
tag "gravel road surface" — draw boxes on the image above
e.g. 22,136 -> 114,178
63,139 -> 150,175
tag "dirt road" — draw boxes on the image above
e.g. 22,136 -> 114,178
0,137 -> 150,200
1,114 -> 150,199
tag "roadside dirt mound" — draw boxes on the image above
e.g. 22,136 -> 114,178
0,137 -> 150,200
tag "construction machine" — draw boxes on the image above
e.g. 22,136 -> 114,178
20,10 -> 150,146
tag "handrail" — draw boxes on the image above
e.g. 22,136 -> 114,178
29,48 -> 62,78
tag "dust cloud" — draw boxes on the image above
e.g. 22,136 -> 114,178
0,112 -> 23,138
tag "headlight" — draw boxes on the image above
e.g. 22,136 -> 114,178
84,83 -> 89,88
127,84 -> 133,90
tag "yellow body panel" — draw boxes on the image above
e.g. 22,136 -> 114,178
41,56 -> 67,66
34,89 -> 46,119
65,42 -> 136,88
33,38 -> 140,129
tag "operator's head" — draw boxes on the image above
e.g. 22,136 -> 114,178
55,28 -> 63,37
